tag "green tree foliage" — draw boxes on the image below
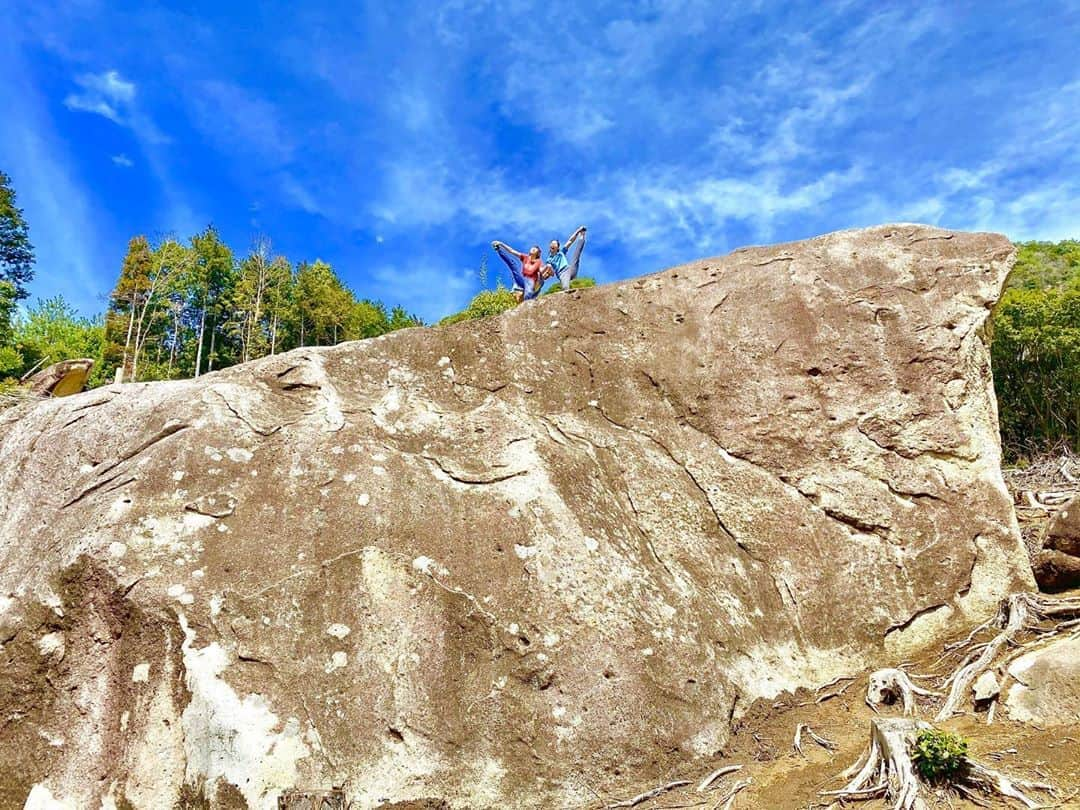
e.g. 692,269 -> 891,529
439,286 -> 519,326
439,277 -> 598,325
0,171 -> 35,300
541,277 -> 596,295
991,241 -> 1080,458
187,226 -> 236,378
0,281 -> 21,376
13,297 -> 104,381
90,230 -> 419,384
0,176 -> 419,390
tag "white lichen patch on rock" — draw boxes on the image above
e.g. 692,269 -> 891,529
23,783 -> 75,810
324,651 -> 348,673
179,614 -> 309,809
36,632 -> 65,658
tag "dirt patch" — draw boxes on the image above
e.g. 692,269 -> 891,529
578,616 -> 1080,810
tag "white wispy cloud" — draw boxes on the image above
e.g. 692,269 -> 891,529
111,153 -> 134,167
871,78 -> 1080,240
64,69 -> 135,123
63,68 -> 169,145
9,0 -> 1080,325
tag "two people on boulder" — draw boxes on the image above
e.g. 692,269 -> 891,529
492,225 -> 587,303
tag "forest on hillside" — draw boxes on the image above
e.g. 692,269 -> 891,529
0,172 -> 421,387
0,170 -> 1076,459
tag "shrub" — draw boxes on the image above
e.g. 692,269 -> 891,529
911,727 -> 968,782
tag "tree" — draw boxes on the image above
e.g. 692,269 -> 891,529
0,171 -> 35,300
0,281 -> 21,377
227,239 -> 293,363
294,260 -> 352,346
438,286 -> 518,326
105,236 -> 154,381
187,226 -> 236,378
263,255 -> 294,355
50,225 -> 423,387
104,236 -> 190,382
387,305 -> 422,330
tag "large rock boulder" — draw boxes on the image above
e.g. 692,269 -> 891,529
1005,636 -> 1080,726
1033,496 -> 1080,591
23,358 -> 94,397
0,225 -> 1033,809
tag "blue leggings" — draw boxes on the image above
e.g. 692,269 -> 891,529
495,244 -> 542,299
558,234 -> 586,290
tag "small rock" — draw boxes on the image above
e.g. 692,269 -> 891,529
973,670 -> 1000,702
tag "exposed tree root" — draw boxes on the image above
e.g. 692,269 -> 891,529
936,592 -> 1080,721
821,718 -> 1056,810
865,668 -> 942,715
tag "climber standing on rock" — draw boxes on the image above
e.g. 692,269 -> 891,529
491,240 -> 548,303
547,225 -> 587,291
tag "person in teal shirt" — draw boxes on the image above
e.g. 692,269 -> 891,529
547,226 -> 587,291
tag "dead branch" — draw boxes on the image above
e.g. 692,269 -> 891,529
696,765 -> 742,793
794,724 -> 836,756
608,780 -> 692,809
711,778 -> 750,810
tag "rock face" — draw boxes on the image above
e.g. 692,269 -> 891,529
1005,636 -> 1080,726
1033,496 -> 1080,591
0,225 -> 1033,809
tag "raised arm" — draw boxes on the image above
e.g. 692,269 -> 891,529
564,225 -> 587,248
493,240 -> 526,258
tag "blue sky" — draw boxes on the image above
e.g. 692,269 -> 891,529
3,1 -> 1079,323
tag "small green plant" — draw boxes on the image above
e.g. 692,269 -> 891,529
912,727 -> 968,782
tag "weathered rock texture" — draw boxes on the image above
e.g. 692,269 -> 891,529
0,225 -> 1033,809
1033,495 -> 1080,591
1005,636 -> 1080,726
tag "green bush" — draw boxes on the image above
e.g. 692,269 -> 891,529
439,277 -> 598,326
438,285 -> 519,326
911,727 -> 968,782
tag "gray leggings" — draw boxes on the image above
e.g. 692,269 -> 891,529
558,234 -> 586,290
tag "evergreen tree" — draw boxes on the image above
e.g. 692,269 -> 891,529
0,171 -> 35,300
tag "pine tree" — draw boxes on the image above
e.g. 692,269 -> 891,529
0,171 -> 35,300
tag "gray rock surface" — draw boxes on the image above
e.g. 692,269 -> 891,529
1005,636 -> 1080,726
0,225 -> 1032,808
